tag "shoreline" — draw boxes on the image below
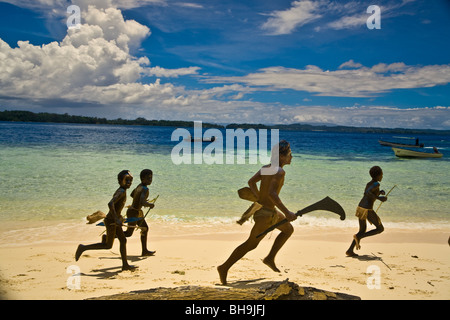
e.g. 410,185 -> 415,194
0,220 -> 449,300
0,218 -> 448,245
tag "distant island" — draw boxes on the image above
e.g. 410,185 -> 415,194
0,110 -> 221,129
1,109 -> 449,135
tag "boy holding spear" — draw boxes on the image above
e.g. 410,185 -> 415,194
124,169 -> 157,256
346,166 -> 388,257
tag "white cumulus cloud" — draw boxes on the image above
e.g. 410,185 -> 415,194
261,0 -> 324,35
0,1 -> 204,111
205,61 -> 450,98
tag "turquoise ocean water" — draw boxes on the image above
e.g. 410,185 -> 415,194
0,122 -> 449,233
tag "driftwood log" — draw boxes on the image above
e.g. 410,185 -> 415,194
87,279 -> 360,300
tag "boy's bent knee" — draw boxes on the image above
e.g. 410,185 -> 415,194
243,239 -> 259,252
247,241 -> 259,251
104,243 -> 114,249
282,224 -> 294,236
124,230 -> 133,237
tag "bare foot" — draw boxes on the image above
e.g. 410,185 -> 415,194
122,265 -> 138,272
217,265 -> 228,285
142,250 -> 156,257
346,250 -> 359,257
262,257 -> 280,273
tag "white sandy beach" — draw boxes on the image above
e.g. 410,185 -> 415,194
0,220 -> 449,300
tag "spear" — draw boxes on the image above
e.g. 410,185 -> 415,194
375,185 -> 397,213
136,194 -> 159,228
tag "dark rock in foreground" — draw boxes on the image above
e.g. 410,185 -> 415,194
88,279 -> 360,300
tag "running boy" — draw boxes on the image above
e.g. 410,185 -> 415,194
217,140 -> 297,285
346,166 -> 386,257
124,169 -> 156,256
75,170 -> 137,271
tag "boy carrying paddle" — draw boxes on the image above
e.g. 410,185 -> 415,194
217,140 -> 297,285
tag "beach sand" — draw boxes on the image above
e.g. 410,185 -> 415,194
0,220 -> 449,300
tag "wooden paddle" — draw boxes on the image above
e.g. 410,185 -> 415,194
256,196 -> 346,238
97,217 -> 143,236
97,195 -> 159,235
96,217 -> 141,226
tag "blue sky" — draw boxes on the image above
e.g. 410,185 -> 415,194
0,0 -> 449,129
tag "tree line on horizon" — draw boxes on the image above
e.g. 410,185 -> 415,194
0,109 -> 448,135
0,110 -> 220,128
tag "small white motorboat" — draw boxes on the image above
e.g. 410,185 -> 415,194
392,147 -> 443,158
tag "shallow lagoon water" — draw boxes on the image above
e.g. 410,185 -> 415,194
0,122 -> 449,231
